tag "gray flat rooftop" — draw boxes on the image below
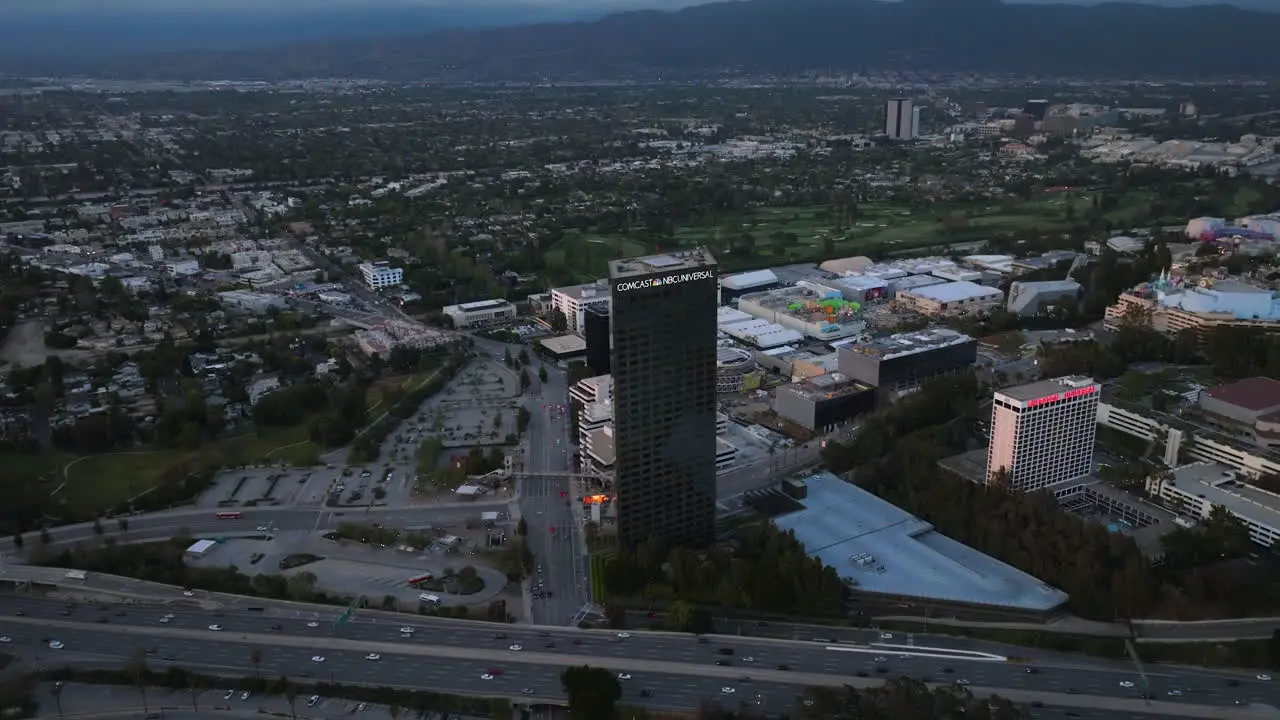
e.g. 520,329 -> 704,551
1174,462 -> 1280,529
997,375 -> 1096,402
772,472 -> 1068,611
609,249 -> 716,279
844,327 -> 973,361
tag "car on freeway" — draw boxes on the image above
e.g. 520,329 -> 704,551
1259,674 -> 1272,681
617,632 -> 632,639
311,656 -> 325,663
224,691 -> 235,700
617,673 -> 631,680
721,687 -> 735,695
365,654 -> 381,661
1119,681 -> 1135,688
306,622 -> 319,628
1167,689 -> 1183,696
0,637 -> 9,644
207,625 -> 223,632
240,692 -> 251,701
508,644 -> 523,651
307,696 -> 320,707
955,679 -> 970,686
742,656 -> 755,663
400,627 -> 415,633
873,656 -> 887,662
520,688 -> 535,696
480,674 -> 495,681
48,641 -> 64,649
880,632 -> 893,640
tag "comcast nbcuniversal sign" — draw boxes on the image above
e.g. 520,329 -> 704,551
615,270 -> 714,292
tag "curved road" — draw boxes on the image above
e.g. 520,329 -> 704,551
0,597 -> 1273,718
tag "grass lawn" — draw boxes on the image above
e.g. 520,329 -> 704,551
365,365 -> 442,413
46,425 -> 320,517
589,552 -> 612,603
544,232 -> 649,281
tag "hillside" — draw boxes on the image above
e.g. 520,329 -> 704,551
11,0 -> 1278,80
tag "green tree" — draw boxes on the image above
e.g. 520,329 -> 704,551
11,534 -> 22,550
516,517 -> 528,536
503,348 -> 513,367
518,348 -> 530,365
603,603 -> 626,629
117,517 -> 129,534
560,665 -> 621,720
519,368 -> 531,390
549,309 -> 568,332
538,365 -> 548,383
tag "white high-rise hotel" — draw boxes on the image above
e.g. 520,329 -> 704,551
985,376 -> 1100,492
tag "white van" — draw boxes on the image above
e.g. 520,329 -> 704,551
419,593 -> 441,606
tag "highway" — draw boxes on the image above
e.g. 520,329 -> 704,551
0,597 -> 1275,718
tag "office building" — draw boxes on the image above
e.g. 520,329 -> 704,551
583,304 -> 611,376
773,372 -> 876,432
986,376 -> 1100,492
895,281 -> 1004,318
1007,280 -> 1082,316
442,299 -> 517,328
550,280 -> 610,333
838,328 -> 976,397
885,98 -> 917,140
358,262 -> 403,290
609,250 -> 719,549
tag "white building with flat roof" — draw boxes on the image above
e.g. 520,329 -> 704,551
987,376 -> 1100,492
1147,462 -> 1280,547
442,299 -> 516,328
358,262 -> 404,290
896,281 -> 1004,317
549,280 -> 610,333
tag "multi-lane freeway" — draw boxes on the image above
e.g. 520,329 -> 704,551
0,597 -> 1274,718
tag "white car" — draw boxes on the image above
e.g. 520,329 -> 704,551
873,656 -> 887,662
480,673 -> 495,681
721,687 -> 735,695
742,656 -> 755,663
1167,689 -> 1183,696
257,525 -> 269,532
365,654 -> 381,661
508,644 -> 523,651
1259,674 -> 1272,681
48,641 -> 64,650
1119,681 -> 1135,688
182,591 -> 194,597
400,627 -> 416,634
955,679 -> 970,686
223,691 -> 235,700
880,632 -> 893,640
208,625 -> 223,631
0,637 -> 10,644
617,632 -> 631,639
240,692 -> 250,701
306,622 -> 319,628
617,673 -> 631,680
163,613 -> 175,619
159,617 -> 171,624
311,656 -> 325,663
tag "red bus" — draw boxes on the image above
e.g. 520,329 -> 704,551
407,574 -> 433,587
214,511 -> 243,519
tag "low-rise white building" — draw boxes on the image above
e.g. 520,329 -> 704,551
442,299 -> 516,328
358,262 -> 404,290
1146,462 -> 1280,547
549,280 -> 610,332
165,259 -> 201,277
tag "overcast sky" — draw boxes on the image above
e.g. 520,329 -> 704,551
6,0 -> 709,12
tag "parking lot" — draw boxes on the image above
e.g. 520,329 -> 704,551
198,467 -> 349,509
433,360 -> 522,449
187,532 -> 511,608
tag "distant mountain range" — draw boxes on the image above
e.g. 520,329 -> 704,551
6,0 -> 1279,80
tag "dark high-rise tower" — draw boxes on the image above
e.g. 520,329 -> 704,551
583,304 -> 611,376
608,250 -> 719,549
